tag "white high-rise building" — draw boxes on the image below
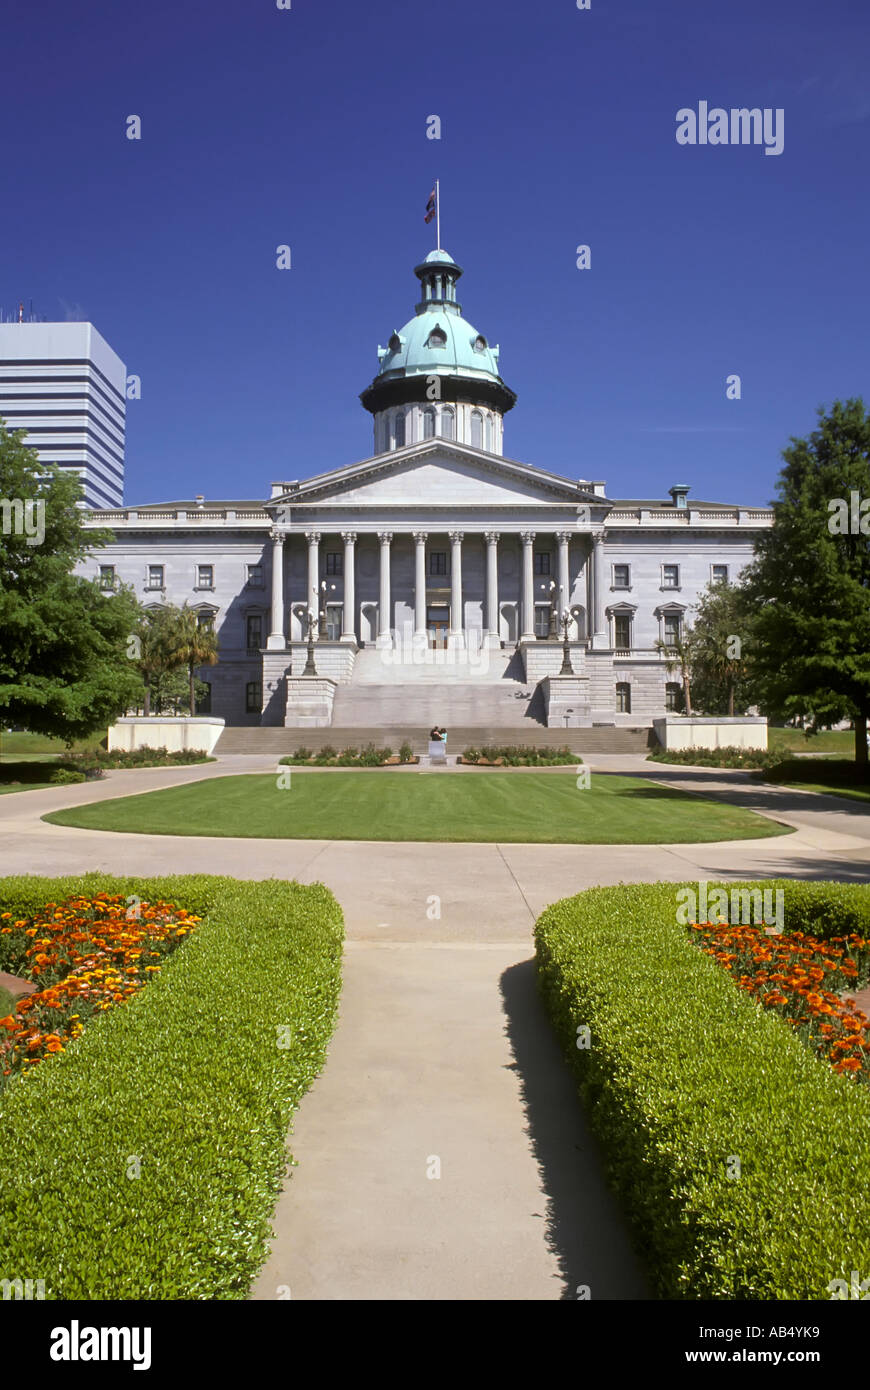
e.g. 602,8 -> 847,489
0,321 -> 126,507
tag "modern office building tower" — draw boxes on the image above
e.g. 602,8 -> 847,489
0,321 -> 126,507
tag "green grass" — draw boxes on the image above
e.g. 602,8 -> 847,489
759,757 -> 870,805
43,771 -> 791,844
768,726 -> 856,755
0,731 -> 102,758
0,872 -> 343,1299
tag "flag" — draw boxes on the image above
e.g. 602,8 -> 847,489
424,187 -> 437,224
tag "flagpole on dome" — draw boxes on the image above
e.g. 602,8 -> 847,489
436,178 -> 440,252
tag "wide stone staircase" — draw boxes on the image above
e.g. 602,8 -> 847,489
215,723 -> 653,755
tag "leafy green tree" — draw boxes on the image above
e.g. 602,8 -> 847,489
161,603 -> 219,716
149,666 -> 210,717
687,579 -> 756,717
132,607 -> 180,717
743,398 -> 870,773
0,424 -> 144,742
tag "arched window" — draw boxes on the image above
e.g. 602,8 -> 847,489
472,334 -> 487,353
395,411 -> 405,448
423,407 -> 436,440
470,410 -> 483,449
485,414 -> 493,452
441,408 -> 455,440
382,415 -> 392,451
426,326 -> 447,349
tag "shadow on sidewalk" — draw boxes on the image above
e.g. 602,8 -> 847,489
499,958 -> 650,1301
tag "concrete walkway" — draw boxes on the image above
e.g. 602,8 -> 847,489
0,756 -> 868,1299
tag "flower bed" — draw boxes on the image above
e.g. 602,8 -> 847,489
689,919 -> 870,1081
461,744 -> 578,766
648,745 -> 773,769
0,893 -> 199,1089
535,880 -> 870,1299
0,872 -> 343,1299
280,741 -> 417,766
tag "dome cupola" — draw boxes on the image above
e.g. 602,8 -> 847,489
361,249 -> 516,456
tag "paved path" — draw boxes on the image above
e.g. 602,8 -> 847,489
1,756 -> 868,1299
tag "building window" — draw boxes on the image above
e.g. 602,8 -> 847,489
612,563 -> 630,589
712,564 -> 729,584
662,564 -> 680,589
197,609 -> 215,633
425,327 -> 447,348
246,681 -> 262,714
534,604 -> 551,639
470,410 -> 483,448
196,681 -> 212,715
616,682 -> 631,714
614,613 -> 632,652
247,563 -> 264,588
197,564 -> 214,589
429,551 -> 447,576
665,681 -> 682,712
325,604 -> 342,641
534,552 -> 551,575
146,564 -> 164,590
485,414 -> 493,451
246,614 -> 263,651
441,408 -> 455,440
423,407 -> 436,439
394,411 -> 405,448
326,552 -> 342,576
99,565 -> 116,590
663,613 -> 682,648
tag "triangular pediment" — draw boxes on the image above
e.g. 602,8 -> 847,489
271,440 -> 599,508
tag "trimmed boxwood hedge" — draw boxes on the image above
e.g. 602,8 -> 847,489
0,872 -> 343,1300
535,880 -> 870,1299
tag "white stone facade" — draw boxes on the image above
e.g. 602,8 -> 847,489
77,444 -> 771,728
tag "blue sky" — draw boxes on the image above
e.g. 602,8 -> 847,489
2,0 -> 868,507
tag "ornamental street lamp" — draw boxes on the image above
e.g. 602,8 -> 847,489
303,609 -> 318,675
542,579 -> 558,638
319,581 -> 336,639
559,609 -> 574,675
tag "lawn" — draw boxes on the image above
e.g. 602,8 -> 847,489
43,771 -> 791,843
768,726 -> 856,756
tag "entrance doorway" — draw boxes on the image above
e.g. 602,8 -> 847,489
427,605 -> 449,649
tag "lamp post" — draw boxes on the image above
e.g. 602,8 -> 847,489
319,581 -> 336,639
303,610 -> 318,675
559,609 -> 574,675
543,579 -> 557,638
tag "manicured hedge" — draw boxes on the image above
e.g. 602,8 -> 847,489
648,746 -> 772,769
0,872 -> 343,1300
535,880 -> 870,1299
461,744 -> 578,765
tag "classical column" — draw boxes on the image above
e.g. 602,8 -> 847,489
267,528 -> 286,650
341,531 -> 357,642
305,531 -> 320,638
449,530 -> 464,644
377,531 -> 393,646
520,531 -> 536,640
485,531 -> 500,646
413,532 -> 428,638
592,529 -> 606,642
556,531 -> 571,634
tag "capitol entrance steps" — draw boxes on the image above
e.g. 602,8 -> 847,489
214,725 -> 655,755
330,680 -> 543,729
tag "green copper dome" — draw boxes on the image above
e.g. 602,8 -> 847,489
360,250 -> 516,417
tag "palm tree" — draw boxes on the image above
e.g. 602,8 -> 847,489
163,604 -> 219,716
655,630 -> 695,716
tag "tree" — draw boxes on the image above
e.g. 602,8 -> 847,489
743,398 -> 870,774
132,607 -> 179,717
0,424 -> 145,742
655,631 -> 695,715
686,579 -> 756,717
161,603 -> 218,716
